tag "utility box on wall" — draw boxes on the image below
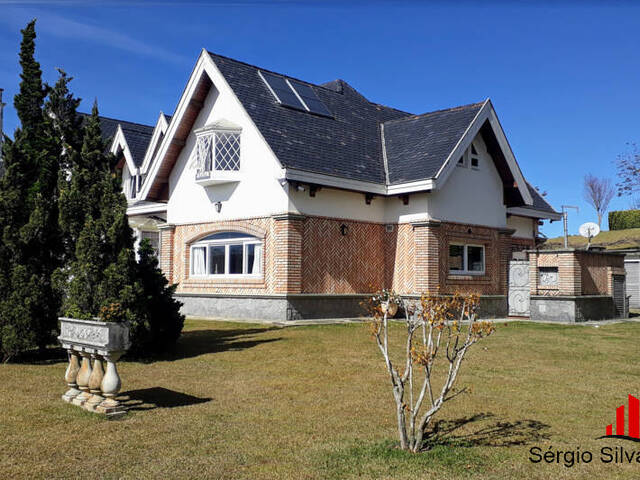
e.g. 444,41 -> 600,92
527,249 -> 627,322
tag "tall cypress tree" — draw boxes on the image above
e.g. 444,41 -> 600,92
61,103 -> 139,320
0,20 -> 63,360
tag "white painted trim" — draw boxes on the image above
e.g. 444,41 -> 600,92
109,125 -> 137,174
507,206 -> 562,221
282,167 -> 435,195
126,202 -> 168,216
140,111 -> 170,175
380,123 -> 390,185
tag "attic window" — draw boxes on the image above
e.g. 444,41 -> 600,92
470,143 -> 479,169
194,122 -> 242,185
259,71 -> 332,117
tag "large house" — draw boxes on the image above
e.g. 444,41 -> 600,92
104,49 -> 561,321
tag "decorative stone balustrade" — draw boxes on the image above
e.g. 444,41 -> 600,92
58,318 -> 131,417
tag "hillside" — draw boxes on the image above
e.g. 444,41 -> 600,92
541,228 -> 640,250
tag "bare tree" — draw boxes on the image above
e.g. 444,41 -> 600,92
367,292 -> 494,453
616,142 -> 640,197
583,174 -> 615,228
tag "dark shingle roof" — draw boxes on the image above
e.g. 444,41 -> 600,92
208,52 -> 410,184
383,103 -> 484,184
525,182 -> 558,215
82,114 -> 154,168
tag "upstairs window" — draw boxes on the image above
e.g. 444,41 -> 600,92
449,244 -> 485,275
194,124 -> 241,178
191,232 -> 263,277
470,144 -> 480,169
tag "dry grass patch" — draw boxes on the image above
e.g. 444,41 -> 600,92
0,319 -> 639,479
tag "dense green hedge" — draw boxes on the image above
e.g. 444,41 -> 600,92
609,210 -> 640,230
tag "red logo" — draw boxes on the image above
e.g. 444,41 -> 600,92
598,394 -> 640,442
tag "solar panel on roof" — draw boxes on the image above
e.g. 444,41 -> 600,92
260,71 -> 305,110
288,80 -> 332,117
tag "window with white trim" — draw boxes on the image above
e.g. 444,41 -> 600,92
449,244 -> 485,275
195,128 -> 241,177
190,232 -> 263,277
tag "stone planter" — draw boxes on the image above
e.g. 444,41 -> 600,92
58,317 -> 130,417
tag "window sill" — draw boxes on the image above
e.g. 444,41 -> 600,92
183,276 -> 265,287
447,273 -> 488,281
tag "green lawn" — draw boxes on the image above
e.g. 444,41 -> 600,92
1,319 -> 640,479
542,227 -> 640,250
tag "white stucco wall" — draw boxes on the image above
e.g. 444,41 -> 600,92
507,215 -> 537,239
427,135 -> 507,228
166,62 -> 288,225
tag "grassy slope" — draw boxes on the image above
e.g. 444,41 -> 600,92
1,319 -> 640,479
542,227 -> 640,250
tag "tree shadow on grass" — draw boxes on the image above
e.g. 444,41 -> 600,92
150,327 -> 283,362
422,412 -> 551,450
119,387 -> 211,411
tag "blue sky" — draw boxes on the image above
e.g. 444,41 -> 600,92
1,1 -> 639,238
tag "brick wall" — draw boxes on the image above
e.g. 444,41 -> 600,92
530,250 -> 624,296
159,214 -> 523,297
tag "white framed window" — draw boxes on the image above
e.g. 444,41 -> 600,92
195,129 -> 240,176
190,232 -> 263,278
449,243 -> 485,275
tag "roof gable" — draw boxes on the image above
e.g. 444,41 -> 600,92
383,102 -> 484,184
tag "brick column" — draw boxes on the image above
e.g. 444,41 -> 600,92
158,224 -> 175,284
272,213 -> 305,294
412,220 -> 441,294
558,251 -> 581,295
498,228 -> 516,296
529,250 -> 539,295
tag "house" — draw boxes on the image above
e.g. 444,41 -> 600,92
102,49 -> 561,321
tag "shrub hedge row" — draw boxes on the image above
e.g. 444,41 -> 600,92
608,210 -> 640,230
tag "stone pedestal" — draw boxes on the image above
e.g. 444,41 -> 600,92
58,318 -> 130,417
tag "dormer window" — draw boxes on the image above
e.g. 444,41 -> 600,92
194,121 -> 242,186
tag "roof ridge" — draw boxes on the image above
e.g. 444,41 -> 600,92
369,101 -> 413,116
79,112 -> 155,130
382,101 -> 486,126
207,50 -> 351,94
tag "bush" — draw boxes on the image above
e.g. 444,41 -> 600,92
128,239 -> 185,356
608,210 -> 640,230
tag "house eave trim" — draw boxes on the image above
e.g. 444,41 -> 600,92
282,168 -> 435,195
507,207 -> 562,221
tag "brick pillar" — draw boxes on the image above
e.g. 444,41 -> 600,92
498,228 -> 516,295
158,224 -> 175,284
529,250 -> 539,295
412,220 -> 441,294
558,251 -> 581,295
273,214 -> 305,294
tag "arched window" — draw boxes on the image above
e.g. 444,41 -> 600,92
190,232 -> 263,277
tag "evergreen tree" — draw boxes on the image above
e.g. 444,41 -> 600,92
62,104 -> 139,320
130,240 -> 184,355
0,20 -> 63,360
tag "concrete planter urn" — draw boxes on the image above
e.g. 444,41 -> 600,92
58,317 -> 131,417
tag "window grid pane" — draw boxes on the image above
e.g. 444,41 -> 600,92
467,246 -> 484,272
196,134 -> 213,173
215,133 -> 240,171
208,245 -> 225,275
228,244 -> 244,274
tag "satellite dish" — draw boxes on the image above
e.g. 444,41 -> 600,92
579,222 -> 600,250
579,222 -> 600,238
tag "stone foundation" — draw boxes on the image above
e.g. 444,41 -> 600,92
177,293 -> 508,321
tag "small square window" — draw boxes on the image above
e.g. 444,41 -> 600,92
471,156 -> 479,168
449,244 -> 485,275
